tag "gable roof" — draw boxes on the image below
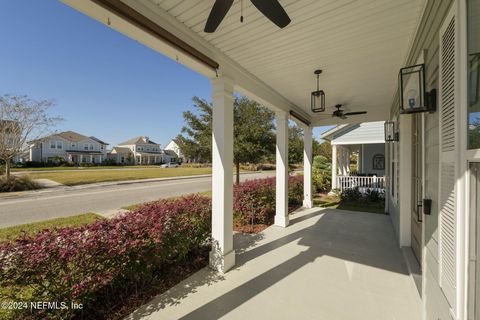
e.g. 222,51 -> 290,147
89,136 -> 109,145
163,149 -> 178,157
110,146 -> 132,154
55,131 -> 89,142
321,121 -> 385,145
119,136 -> 159,146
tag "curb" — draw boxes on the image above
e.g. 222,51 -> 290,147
0,171 -> 273,200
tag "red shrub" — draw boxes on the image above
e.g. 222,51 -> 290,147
233,175 -> 304,229
0,194 -> 211,319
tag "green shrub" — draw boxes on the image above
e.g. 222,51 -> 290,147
0,165 -> 4,175
365,189 -> 385,203
312,155 -> 331,192
0,176 -> 40,192
340,187 -> 362,202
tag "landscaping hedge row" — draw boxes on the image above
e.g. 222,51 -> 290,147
0,194 -> 212,319
0,176 -> 304,319
233,175 -> 303,228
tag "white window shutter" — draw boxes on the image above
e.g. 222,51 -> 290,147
438,5 -> 457,309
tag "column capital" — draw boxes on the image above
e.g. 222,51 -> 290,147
211,75 -> 234,96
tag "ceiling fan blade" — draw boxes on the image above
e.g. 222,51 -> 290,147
204,0 -> 235,33
250,0 -> 291,28
343,111 -> 367,116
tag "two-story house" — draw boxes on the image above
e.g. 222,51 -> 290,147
164,139 -> 184,162
29,131 -> 108,164
108,136 -> 162,165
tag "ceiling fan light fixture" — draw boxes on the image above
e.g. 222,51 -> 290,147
311,69 -> 325,113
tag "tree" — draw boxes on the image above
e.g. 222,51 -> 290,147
177,97 -> 212,163
288,125 -> 304,164
0,94 -> 61,178
313,140 -> 332,163
233,96 -> 275,183
178,96 -> 275,184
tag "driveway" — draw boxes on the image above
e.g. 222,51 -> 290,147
0,171 -> 275,228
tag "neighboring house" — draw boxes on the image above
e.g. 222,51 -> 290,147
321,121 -> 386,193
0,120 -> 21,163
29,131 -> 108,164
108,136 -> 162,165
164,139 -> 184,162
162,149 -> 179,164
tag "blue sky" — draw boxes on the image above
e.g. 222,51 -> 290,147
0,0 -> 330,147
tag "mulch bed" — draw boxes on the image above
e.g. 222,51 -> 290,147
73,247 -> 210,320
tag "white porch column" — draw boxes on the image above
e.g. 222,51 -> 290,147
303,126 -> 313,208
275,110 -> 289,227
331,144 -> 338,190
80,154 -> 83,164
210,75 -> 235,273
345,147 -> 350,174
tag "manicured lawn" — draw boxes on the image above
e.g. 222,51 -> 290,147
0,213 -> 103,242
313,194 -> 385,214
122,190 -> 213,212
12,165 -> 157,171
29,167 -> 213,186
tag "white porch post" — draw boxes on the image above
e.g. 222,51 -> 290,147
275,110 -> 289,227
345,147 -> 350,174
303,126 -> 313,208
210,75 -> 235,273
331,144 -> 338,190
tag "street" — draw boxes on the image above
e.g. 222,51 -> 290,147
0,171 -> 275,228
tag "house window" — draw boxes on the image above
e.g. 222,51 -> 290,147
56,141 -> 62,149
84,144 -> 89,150
372,154 -> 385,170
468,0 -> 480,149
89,144 -> 94,150
50,141 -> 56,149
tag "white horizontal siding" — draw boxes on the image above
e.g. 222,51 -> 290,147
332,121 -> 385,145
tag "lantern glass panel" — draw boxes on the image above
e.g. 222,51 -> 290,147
399,64 -> 426,113
384,121 -> 396,141
311,90 -> 325,113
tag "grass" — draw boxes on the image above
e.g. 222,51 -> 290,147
313,193 -> 385,214
12,165 -> 162,171
122,190 -> 213,212
0,213 -> 103,242
28,167 -> 213,186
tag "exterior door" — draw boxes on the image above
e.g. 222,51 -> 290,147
469,163 -> 480,320
411,113 -> 423,266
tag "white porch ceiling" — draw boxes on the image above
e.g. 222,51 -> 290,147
148,0 -> 425,126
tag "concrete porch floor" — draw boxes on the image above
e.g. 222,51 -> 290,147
127,208 -> 421,320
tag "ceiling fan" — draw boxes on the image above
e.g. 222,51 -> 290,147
329,104 -> 367,119
204,0 -> 291,33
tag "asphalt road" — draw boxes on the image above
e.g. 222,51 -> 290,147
0,171 -> 275,228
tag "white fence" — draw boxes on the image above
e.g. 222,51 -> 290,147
337,175 -> 386,193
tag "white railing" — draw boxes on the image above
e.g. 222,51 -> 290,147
337,175 -> 386,193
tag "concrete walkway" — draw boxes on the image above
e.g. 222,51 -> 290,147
127,208 -> 421,320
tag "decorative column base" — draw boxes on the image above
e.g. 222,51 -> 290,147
274,214 -> 290,228
303,199 -> 313,208
209,247 -> 235,273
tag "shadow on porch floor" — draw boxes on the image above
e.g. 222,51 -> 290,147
127,208 -> 421,320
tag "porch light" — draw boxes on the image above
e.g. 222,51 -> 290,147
311,69 -> 325,113
399,64 -> 436,114
384,121 -> 399,142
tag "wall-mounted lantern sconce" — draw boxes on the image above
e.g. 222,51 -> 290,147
399,64 -> 436,114
384,121 -> 399,142
311,69 -> 325,113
